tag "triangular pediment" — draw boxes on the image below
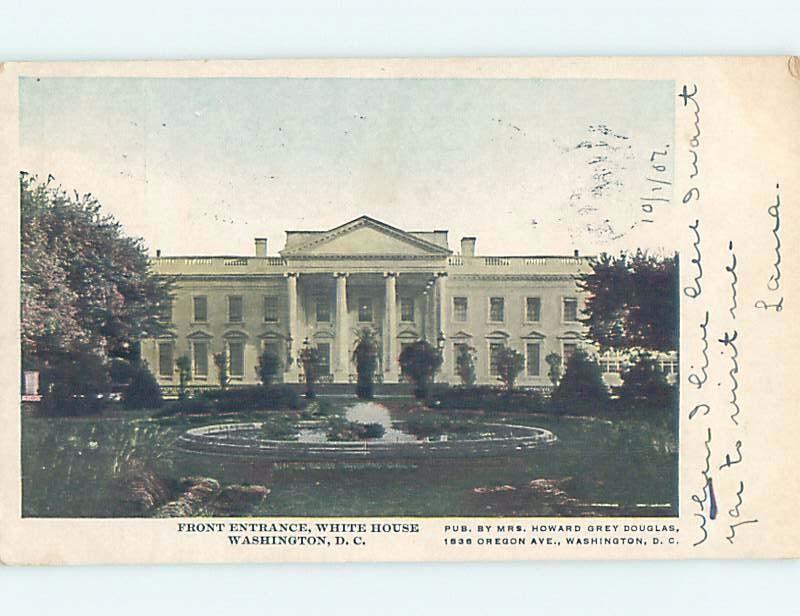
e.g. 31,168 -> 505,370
521,329 -> 546,340
397,328 -> 421,339
280,216 -> 451,258
257,330 -> 284,340
451,330 -> 473,339
486,330 -> 510,339
187,330 -> 213,340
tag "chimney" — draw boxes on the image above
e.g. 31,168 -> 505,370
573,249 -> 580,257
156,249 -> 161,257
255,238 -> 268,257
432,229 -> 449,249
460,237 -> 476,257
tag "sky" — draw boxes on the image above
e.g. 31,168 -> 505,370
19,77 -> 675,256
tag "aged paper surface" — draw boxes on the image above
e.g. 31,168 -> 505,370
0,57 -> 798,564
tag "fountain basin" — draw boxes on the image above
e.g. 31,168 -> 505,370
176,419 -> 557,461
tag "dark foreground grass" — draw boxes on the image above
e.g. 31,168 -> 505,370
21,402 -> 677,518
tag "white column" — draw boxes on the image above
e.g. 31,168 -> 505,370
436,272 -> 448,378
384,272 -> 398,382
335,272 -> 349,381
423,279 -> 434,341
286,273 -> 299,380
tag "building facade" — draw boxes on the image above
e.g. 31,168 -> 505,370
143,215 -> 599,391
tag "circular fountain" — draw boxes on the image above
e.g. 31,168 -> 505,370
176,401 -> 557,461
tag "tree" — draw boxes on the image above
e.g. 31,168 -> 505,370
213,352 -> 229,390
545,352 -> 562,387
494,346 -> 525,391
20,173 -> 174,366
398,340 -> 442,400
175,355 -> 191,399
550,348 -> 609,415
455,344 -> 476,386
257,349 -> 282,386
298,344 -> 323,399
352,327 -> 380,399
578,251 -> 678,352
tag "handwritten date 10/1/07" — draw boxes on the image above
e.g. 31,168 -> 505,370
640,147 -> 672,224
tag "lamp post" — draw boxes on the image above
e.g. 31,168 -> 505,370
299,336 -> 316,399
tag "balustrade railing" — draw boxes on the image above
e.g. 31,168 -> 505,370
447,255 -> 586,269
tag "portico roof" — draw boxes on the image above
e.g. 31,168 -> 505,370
279,215 -> 452,258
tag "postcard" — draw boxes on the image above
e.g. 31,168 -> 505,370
0,57 -> 798,564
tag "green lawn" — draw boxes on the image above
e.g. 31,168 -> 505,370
21,401 -> 678,518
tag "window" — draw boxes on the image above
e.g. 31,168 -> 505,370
563,297 -> 578,322
228,341 -> 245,377
158,342 -> 173,377
193,341 -> 209,377
599,357 -> 622,373
316,343 -> 331,375
526,297 -> 541,322
660,359 -> 679,375
193,296 -> 208,322
526,343 -> 541,376
228,296 -> 243,322
358,297 -> 373,322
453,297 -> 468,322
489,342 -> 505,376
158,300 -> 173,324
263,296 -> 279,322
400,297 -> 415,322
316,297 -> 331,323
562,342 -> 578,364
489,297 -> 505,322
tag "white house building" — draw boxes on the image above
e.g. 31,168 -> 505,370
142,215 -> 671,391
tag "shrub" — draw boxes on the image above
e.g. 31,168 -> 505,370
545,353 -> 562,387
175,355 -> 191,399
213,352 -> 229,390
403,412 -> 480,438
153,397 -> 214,418
325,417 -> 385,441
617,352 -> 677,410
123,362 -> 163,409
360,423 -> 386,439
260,415 -> 300,440
300,398 -> 337,419
257,349 -> 282,386
40,350 -> 110,416
153,385 -> 304,416
455,344 -> 476,386
353,327 -> 379,399
550,349 -> 610,415
429,386 -> 546,413
214,385 -> 304,412
314,398 -> 336,416
399,340 -> 442,399
298,344 -> 323,399
109,358 -> 137,388
494,346 -> 525,391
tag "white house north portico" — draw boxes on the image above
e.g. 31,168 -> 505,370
143,215 -> 594,389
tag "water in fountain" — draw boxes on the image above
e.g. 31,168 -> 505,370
344,402 -> 417,442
